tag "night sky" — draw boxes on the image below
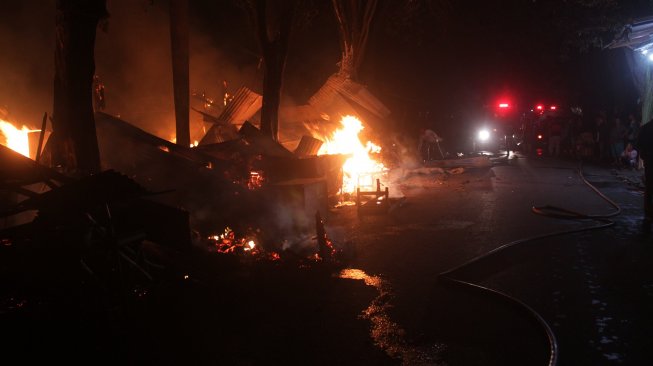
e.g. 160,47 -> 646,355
0,0 -> 650,142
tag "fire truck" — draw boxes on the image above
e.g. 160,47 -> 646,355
472,100 -> 521,155
522,103 -> 578,156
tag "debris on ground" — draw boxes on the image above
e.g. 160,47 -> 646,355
425,156 -> 492,168
446,167 -> 465,175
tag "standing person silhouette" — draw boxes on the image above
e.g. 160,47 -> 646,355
418,128 -> 443,162
637,119 -> 653,233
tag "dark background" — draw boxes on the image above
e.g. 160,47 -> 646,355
0,0 -> 650,145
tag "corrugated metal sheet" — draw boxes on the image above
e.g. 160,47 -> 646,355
194,139 -> 255,160
308,74 -> 354,117
293,135 -> 324,158
199,86 -> 262,145
199,124 -> 239,145
608,17 -> 653,50
219,86 -> 262,124
340,81 -> 391,118
308,74 -> 390,119
238,121 -> 295,158
279,104 -> 324,124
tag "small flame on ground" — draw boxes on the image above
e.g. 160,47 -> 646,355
244,240 -> 256,251
317,115 -> 385,194
208,228 -> 267,257
248,171 -> 264,190
0,119 -> 38,158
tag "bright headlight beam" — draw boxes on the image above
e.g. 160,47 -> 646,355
478,129 -> 490,141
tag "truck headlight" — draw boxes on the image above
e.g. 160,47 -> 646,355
478,129 -> 490,142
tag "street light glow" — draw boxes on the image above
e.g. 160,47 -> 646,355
478,129 -> 490,141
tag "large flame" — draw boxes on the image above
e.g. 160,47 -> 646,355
0,119 -> 35,158
317,115 -> 385,193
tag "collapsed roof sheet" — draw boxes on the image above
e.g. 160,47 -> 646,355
199,87 -> 262,145
293,135 -> 323,158
0,144 -> 72,187
608,16 -> 653,50
308,74 -> 390,120
95,112 -> 211,164
218,86 -> 262,125
238,121 -> 295,158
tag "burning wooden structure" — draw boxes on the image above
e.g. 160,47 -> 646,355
0,0 -> 397,264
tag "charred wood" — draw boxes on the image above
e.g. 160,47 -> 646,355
238,121 -> 294,158
315,211 -> 328,260
170,0 -> 190,147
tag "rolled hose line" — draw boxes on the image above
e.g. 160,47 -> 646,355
437,161 -> 621,366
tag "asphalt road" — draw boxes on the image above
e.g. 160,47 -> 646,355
333,154 -> 653,365
4,154 -> 653,365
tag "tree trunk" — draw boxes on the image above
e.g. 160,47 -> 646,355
332,0 -> 377,81
253,0 -> 296,141
170,0 -> 190,147
52,0 -> 106,175
260,50 -> 284,140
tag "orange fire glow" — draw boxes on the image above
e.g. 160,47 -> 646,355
317,115 -> 385,193
209,227 -> 263,255
0,119 -> 37,158
170,136 -> 199,148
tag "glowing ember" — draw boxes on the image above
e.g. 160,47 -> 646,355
317,115 -> 385,193
0,119 -> 37,158
248,171 -> 264,190
244,240 -> 256,251
170,135 -> 199,148
208,228 -> 264,256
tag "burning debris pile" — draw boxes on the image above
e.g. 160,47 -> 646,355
0,118 -> 42,159
0,51 -> 404,277
316,115 -> 386,195
0,120 -> 35,158
0,90 -> 480,269
205,211 -> 340,264
0,112 -> 380,269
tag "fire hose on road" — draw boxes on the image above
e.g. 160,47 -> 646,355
436,162 -> 621,366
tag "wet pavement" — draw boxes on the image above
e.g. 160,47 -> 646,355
2,154 -> 652,365
332,154 -> 653,365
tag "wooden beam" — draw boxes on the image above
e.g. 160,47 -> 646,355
170,0 -> 190,147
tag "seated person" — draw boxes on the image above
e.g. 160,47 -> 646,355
621,143 -> 638,169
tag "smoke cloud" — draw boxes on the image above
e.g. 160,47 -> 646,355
0,2 -> 54,127
96,1 -> 259,141
0,1 -> 261,141
0,0 -> 345,145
